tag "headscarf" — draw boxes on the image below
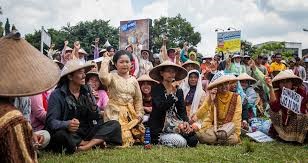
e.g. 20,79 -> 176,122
181,70 -> 204,115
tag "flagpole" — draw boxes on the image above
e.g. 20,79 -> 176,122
40,26 -> 44,53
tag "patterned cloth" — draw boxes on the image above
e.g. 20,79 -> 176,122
0,102 -> 37,163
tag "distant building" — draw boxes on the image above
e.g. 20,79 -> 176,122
302,48 -> 308,56
254,41 -> 302,58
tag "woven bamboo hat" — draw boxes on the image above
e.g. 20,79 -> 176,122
272,70 -> 302,86
207,71 -> 238,90
137,74 -> 159,84
181,60 -> 200,71
78,48 -> 88,56
61,59 -> 95,78
237,73 -> 257,84
149,61 -> 187,82
0,32 -> 60,97
53,60 -> 64,70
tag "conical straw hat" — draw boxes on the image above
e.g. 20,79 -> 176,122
237,73 -> 257,84
149,61 -> 187,82
60,60 -> 95,78
181,60 -> 200,71
0,32 -> 60,97
137,74 -> 159,84
207,71 -> 238,90
272,70 -> 302,86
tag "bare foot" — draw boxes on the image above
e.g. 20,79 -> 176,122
79,140 -> 90,146
77,139 -> 104,152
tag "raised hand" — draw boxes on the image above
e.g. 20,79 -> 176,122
249,59 -> 256,70
64,40 -> 69,46
265,76 -> 273,87
95,38 -> 100,45
74,41 -> 80,50
210,88 -> 218,102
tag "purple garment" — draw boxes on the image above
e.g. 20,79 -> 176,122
30,94 -> 47,131
93,46 -> 99,59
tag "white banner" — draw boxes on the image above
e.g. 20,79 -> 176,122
280,87 -> 303,114
41,28 -> 51,47
246,131 -> 274,143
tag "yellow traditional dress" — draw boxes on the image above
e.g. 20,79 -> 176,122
196,92 -> 242,144
99,58 -> 144,147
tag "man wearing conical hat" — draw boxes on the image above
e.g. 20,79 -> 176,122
0,32 -> 60,162
194,71 -> 242,145
46,60 -> 122,153
266,70 -> 307,143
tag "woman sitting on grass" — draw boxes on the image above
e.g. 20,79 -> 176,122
266,70 -> 308,143
86,70 -> 109,112
181,70 -> 206,131
137,74 -> 158,126
195,71 -> 242,145
149,61 -> 198,147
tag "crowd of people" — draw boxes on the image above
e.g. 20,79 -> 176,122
1,30 -> 308,162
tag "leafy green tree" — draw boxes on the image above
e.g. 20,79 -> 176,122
241,40 -> 256,56
253,42 -> 293,60
11,24 -> 16,31
152,14 -> 201,53
0,22 -> 3,37
0,6 -> 4,37
25,19 -> 119,54
4,18 -> 10,36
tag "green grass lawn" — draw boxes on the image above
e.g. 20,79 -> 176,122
39,139 -> 308,163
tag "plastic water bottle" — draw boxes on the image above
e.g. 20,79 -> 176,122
144,127 -> 152,149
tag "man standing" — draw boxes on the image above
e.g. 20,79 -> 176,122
270,53 -> 286,77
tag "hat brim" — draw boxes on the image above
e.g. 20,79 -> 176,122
61,62 -> 94,78
0,35 -> 61,97
141,50 -> 151,54
149,63 -> 187,82
207,75 -> 238,90
167,48 -> 176,54
272,76 -> 302,87
182,62 -> 200,70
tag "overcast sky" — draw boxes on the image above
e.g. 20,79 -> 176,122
1,0 -> 308,54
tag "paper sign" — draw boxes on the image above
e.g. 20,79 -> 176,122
246,131 -> 274,143
280,87 -> 303,114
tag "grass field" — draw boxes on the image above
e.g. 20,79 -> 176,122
39,139 -> 308,163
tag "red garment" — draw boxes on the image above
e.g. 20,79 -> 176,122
270,87 -> 308,123
130,59 -> 136,76
42,92 -> 48,111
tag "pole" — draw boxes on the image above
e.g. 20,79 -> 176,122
40,26 -> 44,53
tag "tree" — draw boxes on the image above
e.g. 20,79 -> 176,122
253,42 -> 293,60
4,18 -> 10,36
0,22 -> 3,37
25,19 -> 119,54
152,14 -> 201,53
241,40 -> 256,56
11,24 -> 16,31
0,6 -> 3,37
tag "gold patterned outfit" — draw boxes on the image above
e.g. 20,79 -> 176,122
99,58 -> 144,147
